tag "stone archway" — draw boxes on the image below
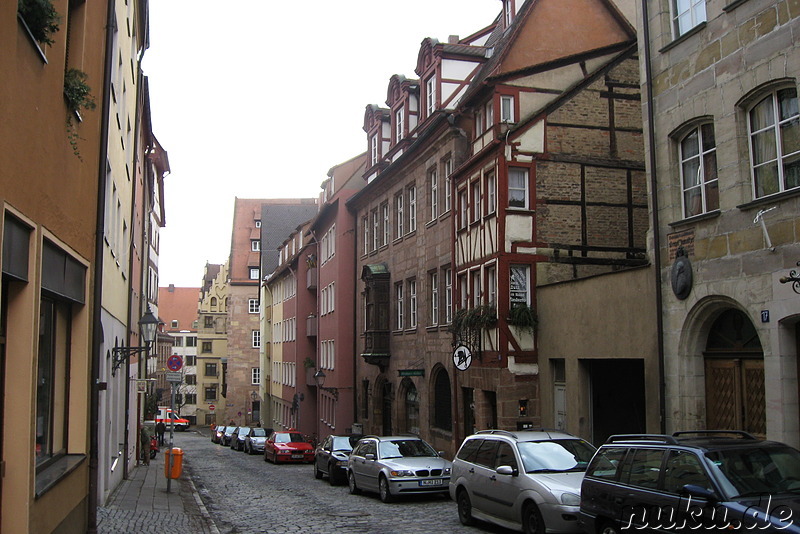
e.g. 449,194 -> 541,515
398,378 -> 419,435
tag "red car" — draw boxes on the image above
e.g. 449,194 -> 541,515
264,430 -> 314,464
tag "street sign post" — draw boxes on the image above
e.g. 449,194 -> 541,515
166,355 -> 183,372
209,404 -> 216,411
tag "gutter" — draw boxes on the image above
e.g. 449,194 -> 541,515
87,0 -> 116,530
640,0 -> 667,434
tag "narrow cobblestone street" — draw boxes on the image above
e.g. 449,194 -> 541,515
178,430 -> 512,534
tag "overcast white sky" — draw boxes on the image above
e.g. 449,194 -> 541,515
143,1 -> 502,287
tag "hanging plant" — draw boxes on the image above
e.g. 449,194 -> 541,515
18,0 -> 61,46
303,357 -> 316,369
507,303 -> 538,336
448,305 -> 498,335
64,68 -> 97,160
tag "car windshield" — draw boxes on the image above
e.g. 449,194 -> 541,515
237,427 -> 250,435
331,437 -> 354,451
252,428 -> 267,437
275,433 -> 305,443
518,439 -> 597,473
705,445 -> 800,498
379,439 -> 437,459
225,428 -> 235,435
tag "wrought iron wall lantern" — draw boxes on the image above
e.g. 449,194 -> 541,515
313,369 -> 339,400
111,307 -> 159,376
780,262 -> 800,295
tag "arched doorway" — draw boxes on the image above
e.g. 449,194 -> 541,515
399,378 -> 419,435
704,308 -> 765,436
373,379 -> 393,436
432,367 -> 452,432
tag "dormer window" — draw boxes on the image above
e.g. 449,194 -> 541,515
425,75 -> 437,117
395,107 -> 405,142
371,134 -> 379,165
251,240 -> 260,252
504,0 -> 513,28
501,95 -> 515,123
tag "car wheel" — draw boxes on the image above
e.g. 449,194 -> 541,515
328,463 -> 339,486
348,471 -> 361,495
522,503 -> 546,534
314,462 -> 323,479
457,489 -> 476,526
264,450 -> 269,462
378,475 -> 394,503
600,522 -> 621,534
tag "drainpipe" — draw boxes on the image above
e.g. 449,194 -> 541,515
87,0 -> 117,531
641,0 -> 667,434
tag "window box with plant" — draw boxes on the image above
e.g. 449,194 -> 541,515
18,0 -> 60,47
507,303 -> 537,336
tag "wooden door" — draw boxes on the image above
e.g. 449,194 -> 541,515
705,358 -> 765,437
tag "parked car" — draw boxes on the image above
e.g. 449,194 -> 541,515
230,426 -> 251,451
314,434 -> 357,485
579,431 -> 800,533
221,426 -> 237,446
244,427 -> 272,455
347,435 -> 452,503
449,429 -> 596,533
212,425 -> 226,444
264,430 -> 314,464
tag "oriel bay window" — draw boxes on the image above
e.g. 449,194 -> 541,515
361,264 -> 390,365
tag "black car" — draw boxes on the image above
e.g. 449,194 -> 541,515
580,431 -> 800,533
313,435 -> 357,485
230,426 -> 251,451
221,426 -> 237,446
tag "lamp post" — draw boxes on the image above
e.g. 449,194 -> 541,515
111,307 -> 159,376
313,369 -> 338,400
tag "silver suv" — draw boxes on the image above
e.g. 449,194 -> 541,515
449,429 -> 596,533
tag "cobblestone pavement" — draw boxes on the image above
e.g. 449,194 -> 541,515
181,430 -> 514,534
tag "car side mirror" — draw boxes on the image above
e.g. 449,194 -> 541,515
496,465 -> 519,476
365,453 -> 376,461
438,451 -> 446,457
682,484 -> 718,502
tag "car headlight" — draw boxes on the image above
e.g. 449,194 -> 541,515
390,470 -> 415,477
560,492 -> 581,506
443,467 -> 451,475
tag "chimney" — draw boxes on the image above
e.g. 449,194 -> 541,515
448,35 -> 459,44
169,284 -> 175,292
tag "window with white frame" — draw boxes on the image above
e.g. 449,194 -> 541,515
252,329 -> 261,348
672,0 -> 706,37
408,186 -> 417,232
458,188 -> 468,229
486,100 -> 494,129
381,203 -> 389,246
249,268 -> 259,280
429,168 -> 438,221
486,264 -> 497,306
680,123 -> 719,217
372,209 -> 379,251
430,272 -> 439,326
444,158 -> 452,212
500,95 -> 514,123
458,272 -> 468,309
748,88 -> 800,198
251,240 -> 260,252
426,74 -> 437,117
362,216 -> 369,254
396,107 -> 404,142
371,133 -> 379,165
248,298 -> 259,314
510,264 -> 531,306
508,168 -> 529,209
395,282 -> 404,330
444,268 -> 452,323
409,279 -> 417,328
486,171 -> 497,214
471,270 -> 481,308
252,367 -> 261,385
471,181 -> 481,223
395,193 -> 404,238
475,107 -> 485,137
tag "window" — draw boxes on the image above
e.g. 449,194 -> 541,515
486,171 -> 497,214
425,74 -> 437,117
471,181 -> 481,223
444,158 -> 452,212
748,88 -> 800,198
672,0 -> 706,37
249,268 -> 259,280
508,168 -> 529,209
429,168 -> 438,221
395,282 -> 404,330
680,123 -> 718,217
205,363 -> 218,377
173,337 -> 183,347
396,106 -> 404,142
430,272 -> 439,326
204,316 -> 213,328
202,341 -> 212,353
186,336 -> 197,347
500,95 -> 514,123
381,203 -> 389,246
185,374 -> 197,385
458,272 -> 468,309
444,268 -> 453,323
185,394 -> 197,405
371,133 -> 379,165
409,279 -> 417,328
204,387 -> 217,401
362,216 -> 369,254
186,355 -> 196,366
486,264 -> 497,306
395,193 -> 404,238
458,188 -> 468,229
408,186 -> 417,232
475,107 -> 485,136
252,329 -> 261,348
510,264 -> 531,306
372,209 -> 379,251
171,320 -> 179,328
252,367 -> 261,385
255,220 -> 261,228
249,298 -> 259,313
485,100 -> 494,130
471,270 -> 481,308
251,240 -> 260,252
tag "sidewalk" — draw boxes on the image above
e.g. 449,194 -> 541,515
96,437 -> 219,534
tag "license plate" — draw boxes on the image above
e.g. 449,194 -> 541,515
419,479 -> 443,486
291,454 -> 303,459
